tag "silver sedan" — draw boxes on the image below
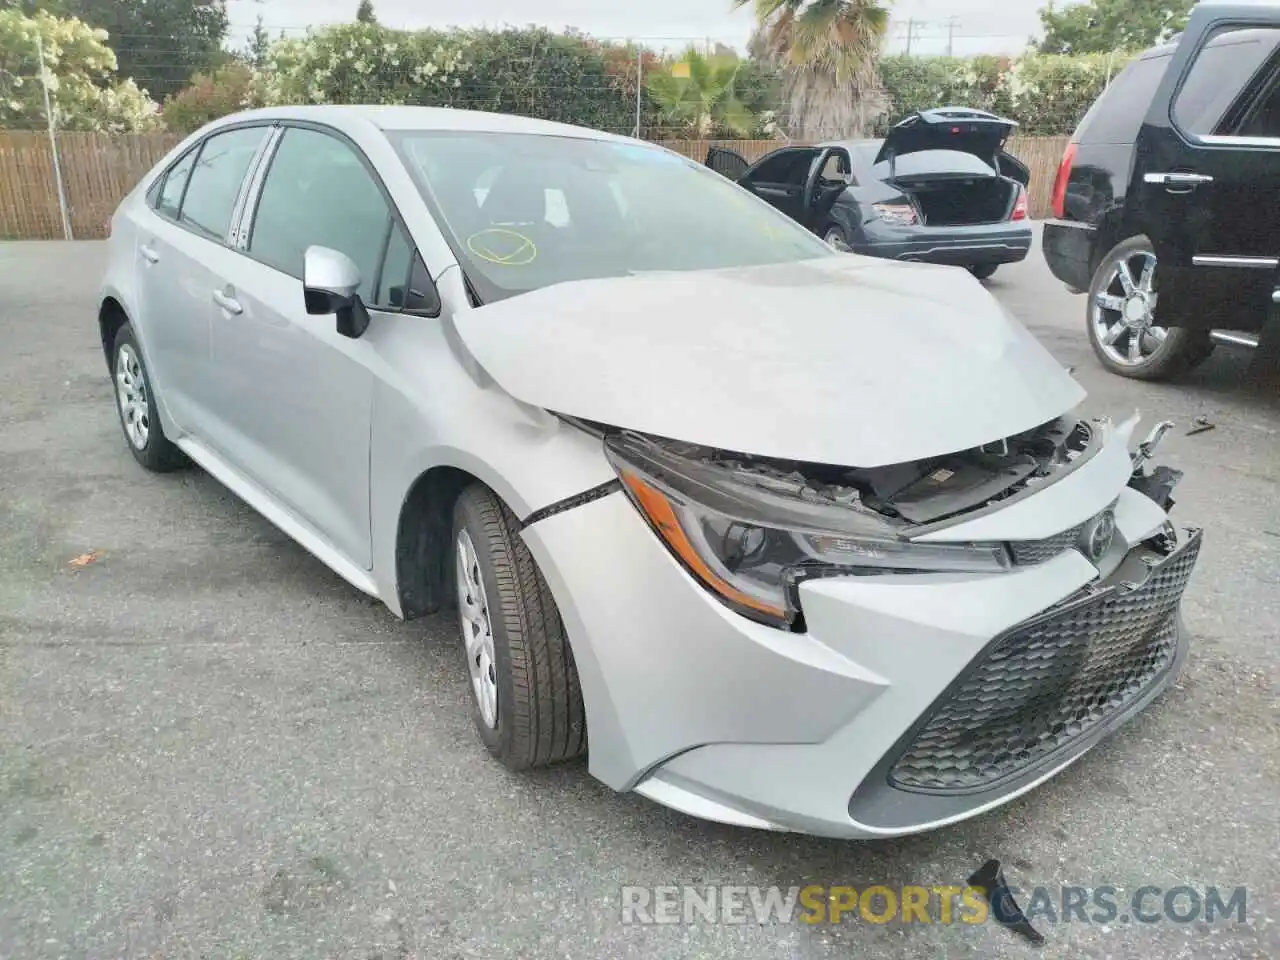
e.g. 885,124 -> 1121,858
98,105 -> 1201,838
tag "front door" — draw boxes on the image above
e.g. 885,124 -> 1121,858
206,125 -> 398,570
1135,7 -> 1280,330
738,147 -> 824,224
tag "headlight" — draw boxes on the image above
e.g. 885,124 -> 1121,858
872,202 -> 918,226
605,433 -> 1011,629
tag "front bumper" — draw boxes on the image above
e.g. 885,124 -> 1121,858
521,437 -> 1197,839
853,219 -> 1033,267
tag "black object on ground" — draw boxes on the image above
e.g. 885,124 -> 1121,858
967,858 -> 1047,946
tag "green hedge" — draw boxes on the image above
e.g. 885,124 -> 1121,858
879,52 -> 1136,135
156,23 -> 1137,139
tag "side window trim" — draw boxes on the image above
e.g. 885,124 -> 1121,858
228,125 -> 283,249
1168,19 -> 1280,148
148,122 -> 275,246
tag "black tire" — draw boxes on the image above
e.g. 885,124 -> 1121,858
967,263 -> 999,280
111,323 -> 187,472
451,483 -> 585,770
1086,235 -> 1214,381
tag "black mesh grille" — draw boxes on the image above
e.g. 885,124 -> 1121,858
889,533 -> 1200,794
1009,523 -> 1085,565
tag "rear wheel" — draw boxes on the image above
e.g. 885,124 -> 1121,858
112,323 -> 187,472
967,263 -> 999,281
1087,235 -> 1213,381
452,483 -> 585,770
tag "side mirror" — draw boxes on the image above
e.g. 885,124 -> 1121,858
304,245 -> 370,339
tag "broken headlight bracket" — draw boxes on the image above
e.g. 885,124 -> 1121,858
1128,420 -> 1183,514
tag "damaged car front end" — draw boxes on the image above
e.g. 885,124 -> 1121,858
510,413 -> 1198,837
440,248 -> 1202,838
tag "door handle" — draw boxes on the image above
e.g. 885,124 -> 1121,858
211,289 -> 243,315
1143,171 -> 1214,191
139,244 -> 160,264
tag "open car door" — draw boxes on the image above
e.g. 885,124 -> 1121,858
704,146 -> 750,181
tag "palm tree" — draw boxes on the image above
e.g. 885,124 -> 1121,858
646,48 -> 756,138
737,0 -> 891,140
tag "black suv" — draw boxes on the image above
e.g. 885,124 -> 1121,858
1043,2 -> 1280,381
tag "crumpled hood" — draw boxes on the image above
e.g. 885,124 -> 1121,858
451,256 -> 1086,467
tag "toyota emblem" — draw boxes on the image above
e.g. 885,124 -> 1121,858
1080,510 -> 1117,563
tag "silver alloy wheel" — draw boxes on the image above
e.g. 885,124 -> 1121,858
1090,249 -> 1169,366
115,343 -> 150,450
456,528 -> 499,729
824,227 -> 851,252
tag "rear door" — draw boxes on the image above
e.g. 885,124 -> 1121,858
1135,5 -> 1280,329
134,125 -> 272,435
704,146 -> 750,181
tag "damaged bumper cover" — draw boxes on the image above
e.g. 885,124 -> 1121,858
520,415 -> 1199,838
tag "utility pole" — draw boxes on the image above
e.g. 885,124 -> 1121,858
945,16 -> 960,57
905,18 -> 914,56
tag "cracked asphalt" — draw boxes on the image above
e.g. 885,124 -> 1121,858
1,233 -> 1277,959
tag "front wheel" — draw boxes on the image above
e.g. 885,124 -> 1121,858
822,223 -> 852,252
1086,235 -> 1213,381
452,483 -> 586,770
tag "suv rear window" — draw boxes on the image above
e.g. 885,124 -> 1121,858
1173,27 -> 1280,136
1076,55 -> 1171,145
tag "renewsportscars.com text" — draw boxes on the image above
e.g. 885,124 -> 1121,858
620,884 -> 1248,927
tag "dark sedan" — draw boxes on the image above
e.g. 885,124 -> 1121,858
706,107 -> 1033,279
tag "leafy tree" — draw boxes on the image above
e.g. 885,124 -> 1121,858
1037,0 -> 1194,55
355,0 -> 376,25
7,0 -> 229,99
162,61 -> 261,132
737,0 -> 892,140
245,13 -> 270,68
0,8 -> 160,130
646,48 -> 756,137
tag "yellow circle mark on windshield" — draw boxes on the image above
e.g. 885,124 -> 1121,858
467,228 -> 538,266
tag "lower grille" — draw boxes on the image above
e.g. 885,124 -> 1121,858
889,531 -> 1201,794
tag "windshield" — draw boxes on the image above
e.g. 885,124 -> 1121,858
388,131 -> 835,302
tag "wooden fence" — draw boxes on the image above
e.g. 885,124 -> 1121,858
0,131 -> 1069,241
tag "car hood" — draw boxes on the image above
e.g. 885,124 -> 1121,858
450,256 -> 1086,468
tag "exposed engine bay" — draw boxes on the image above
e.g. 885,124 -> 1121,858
620,416 -> 1096,529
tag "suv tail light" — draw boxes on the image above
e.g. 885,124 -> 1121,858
1011,185 -> 1029,222
1051,142 -> 1078,219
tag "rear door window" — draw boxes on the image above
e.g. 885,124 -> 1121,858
1173,27 -> 1280,137
178,126 -> 269,242
154,148 -> 197,220
1076,55 -> 1171,144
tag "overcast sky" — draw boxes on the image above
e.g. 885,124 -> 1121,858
227,0 -> 1052,57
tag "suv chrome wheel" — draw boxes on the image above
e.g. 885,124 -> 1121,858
115,343 -> 150,450
1090,250 -> 1168,366
456,528 -> 499,729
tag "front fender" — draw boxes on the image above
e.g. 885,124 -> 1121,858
367,350 -> 616,617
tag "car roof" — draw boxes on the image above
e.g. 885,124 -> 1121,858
201,104 -> 629,141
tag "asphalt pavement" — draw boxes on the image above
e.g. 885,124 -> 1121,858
1,233 -> 1277,959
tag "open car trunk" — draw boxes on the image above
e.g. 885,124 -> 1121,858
897,174 -> 1020,226
877,150 -> 1020,226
